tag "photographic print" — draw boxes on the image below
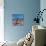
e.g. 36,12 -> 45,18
12,14 -> 24,26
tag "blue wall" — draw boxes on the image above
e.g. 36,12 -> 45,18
4,0 -> 40,42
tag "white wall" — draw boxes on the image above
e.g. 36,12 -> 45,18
0,0 -> 4,42
40,0 -> 46,27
